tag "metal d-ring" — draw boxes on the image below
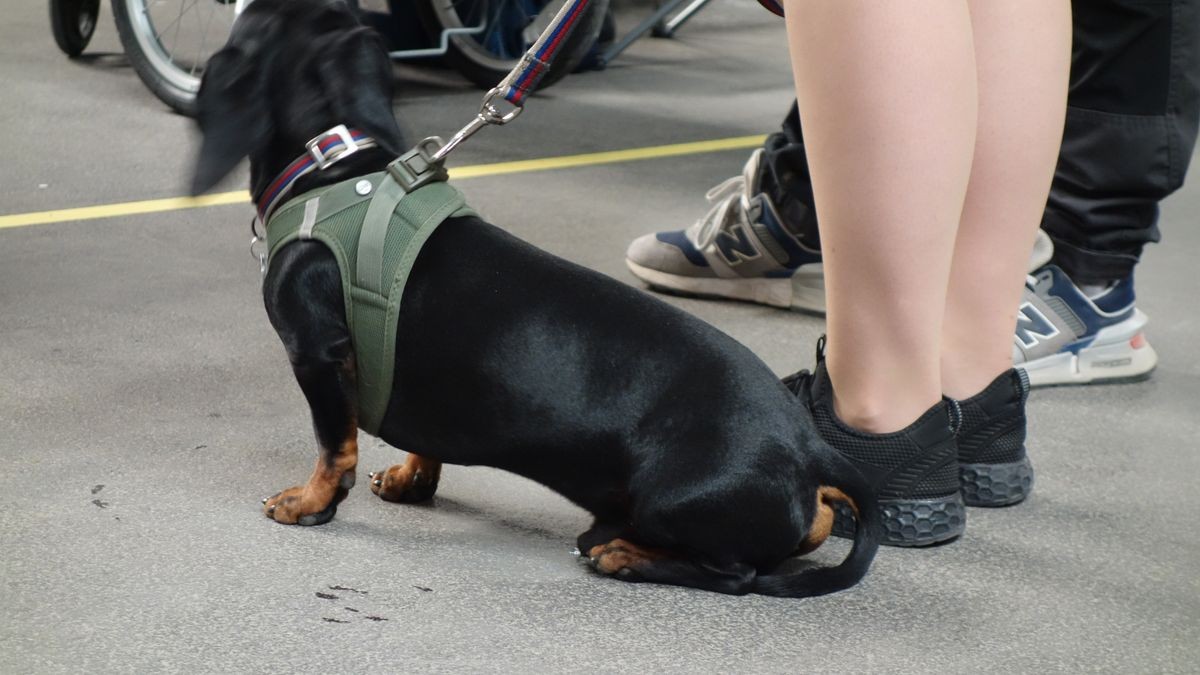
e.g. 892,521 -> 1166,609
478,86 -> 524,125
250,217 -> 267,276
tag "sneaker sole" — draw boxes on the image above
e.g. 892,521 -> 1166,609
831,494 -> 966,547
626,260 -> 826,314
960,456 -> 1034,507
1018,311 -> 1158,387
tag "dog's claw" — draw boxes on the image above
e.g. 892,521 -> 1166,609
373,479 -> 382,486
261,497 -> 268,504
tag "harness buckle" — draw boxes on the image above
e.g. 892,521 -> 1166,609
387,137 -> 449,192
306,124 -> 360,170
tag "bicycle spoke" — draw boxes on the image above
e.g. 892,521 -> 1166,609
192,1 -> 218,77
481,0 -> 511,52
163,0 -> 182,63
148,0 -> 201,47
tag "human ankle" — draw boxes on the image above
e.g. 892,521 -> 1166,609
941,354 -> 1012,400
831,391 -> 942,434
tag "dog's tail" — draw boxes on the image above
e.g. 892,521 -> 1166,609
751,448 -> 881,598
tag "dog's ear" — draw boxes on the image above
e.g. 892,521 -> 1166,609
190,45 -> 273,195
314,27 -> 405,154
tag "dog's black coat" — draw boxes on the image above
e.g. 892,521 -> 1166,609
192,0 -> 879,597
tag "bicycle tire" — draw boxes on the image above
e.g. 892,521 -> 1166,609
111,0 -> 238,116
50,0 -> 100,57
416,0 -> 609,92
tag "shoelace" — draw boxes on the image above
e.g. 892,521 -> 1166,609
688,149 -> 763,250
691,175 -> 749,249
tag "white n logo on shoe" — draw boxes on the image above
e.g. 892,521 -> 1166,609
1014,302 -> 1059,349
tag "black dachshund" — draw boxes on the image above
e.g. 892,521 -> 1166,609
190,0 -> 879,597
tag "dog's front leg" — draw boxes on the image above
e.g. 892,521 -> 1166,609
263,352 -> 359,525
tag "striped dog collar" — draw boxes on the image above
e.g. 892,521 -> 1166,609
257,124 -> 377,225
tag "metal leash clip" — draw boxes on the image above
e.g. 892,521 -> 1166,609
384,87 -> 524,194
249,217 -> 267,277
432,86 -> 524,162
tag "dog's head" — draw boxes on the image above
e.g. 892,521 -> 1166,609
190,0 -> 405,197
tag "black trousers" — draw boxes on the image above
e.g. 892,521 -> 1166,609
761,0 -> 1199,285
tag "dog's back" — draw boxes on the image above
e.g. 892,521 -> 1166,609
381,217 -> 878,583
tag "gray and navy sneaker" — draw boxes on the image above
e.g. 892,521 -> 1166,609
1015,265 -> 1157,387
625,149 -> 826,313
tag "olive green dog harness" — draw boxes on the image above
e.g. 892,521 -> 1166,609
265,172 -> 476,434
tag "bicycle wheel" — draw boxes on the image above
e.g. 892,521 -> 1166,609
50,0 -> 101,57
111,0 -> 239,116
417,0 -> 610,91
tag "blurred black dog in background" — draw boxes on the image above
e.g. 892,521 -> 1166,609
190,0 -> 878,597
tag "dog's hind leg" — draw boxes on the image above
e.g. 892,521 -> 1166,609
794,486 -> 852,555
369,454 -> 442,503
576,521 -> 628,554
585,538 -> 756,595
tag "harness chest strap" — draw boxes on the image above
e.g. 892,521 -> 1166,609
264,172 -> 477,434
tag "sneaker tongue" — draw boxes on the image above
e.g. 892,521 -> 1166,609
740,148 -> 766,199
1027,229 -> 1053,272
744,195 -> 763,225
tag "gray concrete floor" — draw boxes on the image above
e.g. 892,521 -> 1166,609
2,1 -> 1198,673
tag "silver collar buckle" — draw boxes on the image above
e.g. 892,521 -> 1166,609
306,124 -> 360,170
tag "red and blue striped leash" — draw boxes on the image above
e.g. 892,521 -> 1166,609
249,0 -> 594,272
496,0 -> 591,106
256,0 -> 593,245
492,0 -> 779,107
426,0 -> 593,164
432,0 -> 781,163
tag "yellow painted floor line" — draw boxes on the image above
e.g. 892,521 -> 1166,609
0,134 -> 766,231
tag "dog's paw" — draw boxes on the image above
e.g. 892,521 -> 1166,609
586,539 -> 662,579
369,463 -> 439,503
262,472 -> 353,526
